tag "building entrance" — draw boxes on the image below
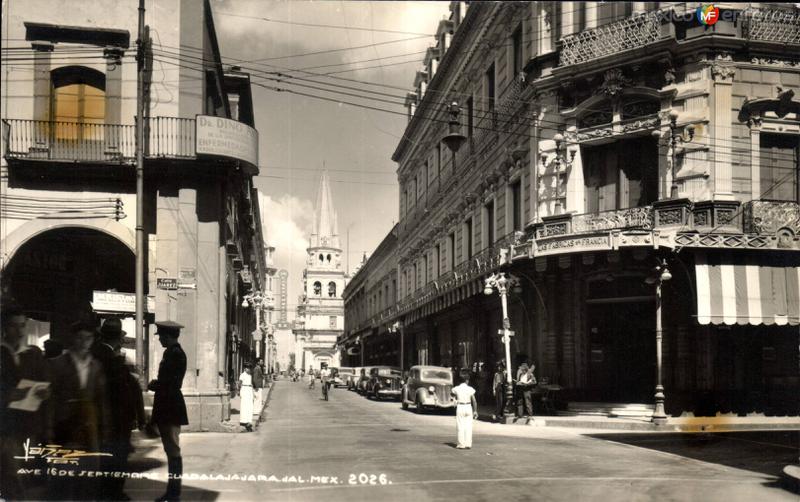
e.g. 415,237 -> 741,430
586,299 -> 656,403
2,227 -> 135,343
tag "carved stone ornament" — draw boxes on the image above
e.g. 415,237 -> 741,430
596,69 -> 633,97
710,63 -> 736,82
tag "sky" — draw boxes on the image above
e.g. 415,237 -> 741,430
210,1 -> 451,314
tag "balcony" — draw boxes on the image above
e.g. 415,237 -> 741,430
559,12 -> 665,67
744,8 -> 800,45
3,116 -> 255,168
536,207 -> 654,239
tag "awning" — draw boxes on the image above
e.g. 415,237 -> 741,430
695,253 -> 800,326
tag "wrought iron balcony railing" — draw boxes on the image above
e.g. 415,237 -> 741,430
3,117 -> 200,164
559,12 -> 663,67
744,8 -> 800,45
537,206 -> 654,239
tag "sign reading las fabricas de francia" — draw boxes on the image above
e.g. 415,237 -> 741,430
196,115 -> 258,167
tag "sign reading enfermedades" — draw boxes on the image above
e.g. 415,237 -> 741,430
196,115 -> 258,167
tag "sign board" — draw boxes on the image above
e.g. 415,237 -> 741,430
157,278 -> 178,290
497,329 -> 515,337
534,234 -> 612,257
178,268 -> 197,289
196,115 -> 258,167
92,291 -> 155,313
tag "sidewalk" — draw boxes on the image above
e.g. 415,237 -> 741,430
475,402 -> 800,432
224,381 -> 275,432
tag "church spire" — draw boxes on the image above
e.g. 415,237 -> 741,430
310,169 -> 340,249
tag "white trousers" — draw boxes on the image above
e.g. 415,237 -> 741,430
456,404 -> 473,448
254,388 -> 263,418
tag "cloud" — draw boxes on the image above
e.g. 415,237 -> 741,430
258,192 -> 314,313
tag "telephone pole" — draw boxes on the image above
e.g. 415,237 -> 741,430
134,0 -> 148,380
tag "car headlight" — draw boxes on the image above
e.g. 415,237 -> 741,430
428,386 -> 435,393
385,379 -> 392,385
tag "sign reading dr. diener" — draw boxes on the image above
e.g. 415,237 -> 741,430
195,115 -> 258,167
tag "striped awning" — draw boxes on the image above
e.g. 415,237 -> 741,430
695,253 -> 800,326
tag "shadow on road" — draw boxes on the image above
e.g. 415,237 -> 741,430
587,431 -> 798,483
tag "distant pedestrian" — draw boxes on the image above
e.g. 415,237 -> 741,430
252,359 -> 264,422
518,363 -> 537,417
308,367 -> 315,389
492,361 -> 507,422
148,321 -> 188,502
451,369 -> 478,449
238,364 -> 254,432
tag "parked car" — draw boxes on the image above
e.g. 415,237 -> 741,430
337,367 -> 355,388
401,365 -> 455,413
356,367 -> 375,394
367,366 -> 402,400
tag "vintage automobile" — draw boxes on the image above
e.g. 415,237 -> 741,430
336,367 -> 355,388
356,367 -> 374,394
401,365 -> 455,413
347,367 -> 362,390
367,366 -> 402,400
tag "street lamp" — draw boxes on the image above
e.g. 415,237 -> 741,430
655,110 -> 695,199
484,272 -> 521,423
242,290 -> 265,358
442,101 -> 467,155
645,259 -> 672,424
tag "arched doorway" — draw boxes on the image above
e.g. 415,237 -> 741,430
2,227 -> 135,345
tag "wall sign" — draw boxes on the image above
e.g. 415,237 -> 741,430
196,115 -> 258,167
157,278 -> 178,290
92,291 -> 155,313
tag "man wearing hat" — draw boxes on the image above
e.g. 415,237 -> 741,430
148,321 -> 188,502
93,318 -> 143,500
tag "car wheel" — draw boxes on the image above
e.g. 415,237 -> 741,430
414,396 -> 424,414
401,393 -> 409,410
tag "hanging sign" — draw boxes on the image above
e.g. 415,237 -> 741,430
196,115 -> 258,167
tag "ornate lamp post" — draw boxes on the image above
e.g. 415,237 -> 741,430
484,272 -> 522,423
242,290 -> 265,359
646,259 -> 672,424
442,101 -> 467,159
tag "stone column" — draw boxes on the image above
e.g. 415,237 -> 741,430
585,2 -> 598,29
32,42 -> 53,123
561,1 -> 575,37
748,117 -> 762,200
710,57 -> 736,200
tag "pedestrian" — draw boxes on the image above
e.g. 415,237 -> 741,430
320,366 -> 331,400
48,319 -> 109,500
451,369 -> 478,449
148,321 -> 188,502
518,363 -> 537,417
307,367 -> 315,389
93,318 -> 142,501
252,359 -> 264,422
238,364 -> 254,432
492,361 -> 507,422
1,303 -> 39,500
44,338 -> 64,358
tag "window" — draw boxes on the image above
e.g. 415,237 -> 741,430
448,232 -> 455,271
467,96 -> 474,140
511,180 -> 522,232
434,244 -> 441,279
423,254 -> 429,285
329,316 -> 337,329
436,143 -> 442,179
50,66 -> 106,140
582,137 -> 658,213
464,218 -> 473,260
313,281 -> 322,296
512,25 -> 523,77
328,281 -> 337,297
413,263 -> 419,290
485,64 -> 495,116
760,134 -> 799,202
577,4 -> 587,32
484,200 -> 495,246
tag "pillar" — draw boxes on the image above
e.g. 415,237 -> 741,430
710,58 -> 736,200
32,42 -> 52,123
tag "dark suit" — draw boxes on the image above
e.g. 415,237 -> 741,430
1,344 -> 24,499
150,343 -> 188,426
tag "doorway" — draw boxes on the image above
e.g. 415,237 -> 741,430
586,299 -> 656,403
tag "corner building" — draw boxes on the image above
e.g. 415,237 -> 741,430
343,2 -> 800,419
1,0 -> 267,431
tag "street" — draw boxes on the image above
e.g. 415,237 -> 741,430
124,380 -> 798,501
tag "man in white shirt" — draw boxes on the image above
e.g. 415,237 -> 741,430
451,369 -> 478,449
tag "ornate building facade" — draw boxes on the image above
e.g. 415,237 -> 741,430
293,171 -> 344,371
342,2 -> 800,419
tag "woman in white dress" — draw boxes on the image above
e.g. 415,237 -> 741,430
238,364 -> 254,432
451,369 -> 478,449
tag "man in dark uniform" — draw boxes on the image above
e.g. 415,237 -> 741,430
148,321 -> 188,502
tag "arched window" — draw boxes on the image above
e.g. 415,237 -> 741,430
313,281 -> 322,296
50,66 -> 106,140
318,254 -> 324,263
326,254 -> 331,263
328,281 -> 337,297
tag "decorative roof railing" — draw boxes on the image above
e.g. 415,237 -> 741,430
559,12 -> 662,67
744,8 -> 800,45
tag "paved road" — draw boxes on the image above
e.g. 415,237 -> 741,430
125,380 -> 797,501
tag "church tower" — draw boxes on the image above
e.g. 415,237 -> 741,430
293,170 -> 344,370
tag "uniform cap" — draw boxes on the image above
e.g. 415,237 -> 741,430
155,320 -> 184,337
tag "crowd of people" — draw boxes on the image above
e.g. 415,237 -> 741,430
0,304 -> 188,502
